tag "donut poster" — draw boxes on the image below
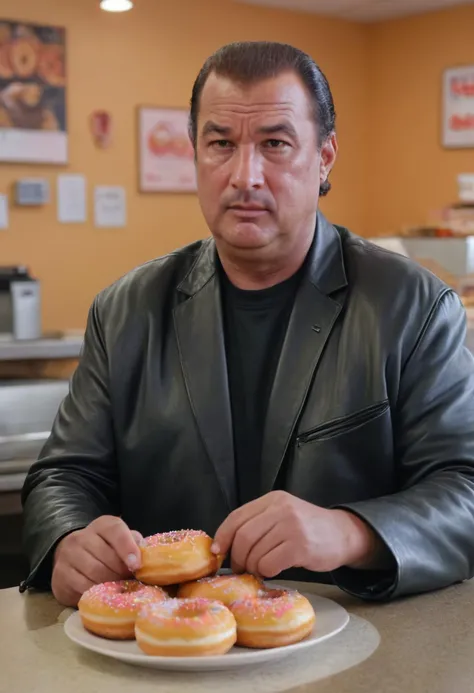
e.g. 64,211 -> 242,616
0,20 -> 67,164
138,106 -> 196,193
442,65 -> 474,149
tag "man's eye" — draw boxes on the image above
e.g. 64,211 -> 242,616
264,139 -> 289,149
211,140 -> 232,149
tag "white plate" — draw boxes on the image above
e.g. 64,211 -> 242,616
64,591 -> 349,672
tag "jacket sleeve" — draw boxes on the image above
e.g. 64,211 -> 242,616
333,289 -> 474,600
21,296 -> 119,589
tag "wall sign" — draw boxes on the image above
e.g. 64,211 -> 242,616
137,106 -> 196,193
442,65 -> 474,149
0,19 -> 67,164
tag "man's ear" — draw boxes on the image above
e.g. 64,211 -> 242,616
319,132 -> 338,186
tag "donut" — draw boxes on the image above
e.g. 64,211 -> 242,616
135,598 -> 237,657
177,573 -> 263,606
10,38 -> 38,78
78,580 -> 167,640
0,83 -> 43,130
20,83 -> 42,108
0,44 -> 13,80
38,44 -> 65,87
230,589 -> 315,649
135,530 -> 224,586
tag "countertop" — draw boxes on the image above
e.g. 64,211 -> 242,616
0,335 -> 83,361
3,579 -> 474,693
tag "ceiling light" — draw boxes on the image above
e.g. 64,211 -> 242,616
100,0 -> 134,12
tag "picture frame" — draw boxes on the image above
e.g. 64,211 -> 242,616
442,65 -> 474,149
137,106 -> 197,193
0,19 -> 67,164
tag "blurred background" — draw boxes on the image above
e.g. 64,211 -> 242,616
1,0 -> 474,588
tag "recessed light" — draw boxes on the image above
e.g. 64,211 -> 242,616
100,0 -> 134,12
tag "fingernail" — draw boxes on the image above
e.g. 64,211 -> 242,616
211,542 -> 220,554
127,554 -> 138,569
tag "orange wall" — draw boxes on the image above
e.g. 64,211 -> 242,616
367,5 -> 474,236
0,0 -> 368,331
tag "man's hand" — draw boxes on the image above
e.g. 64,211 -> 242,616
51,516 -> 143,607
211,491 -> 381,577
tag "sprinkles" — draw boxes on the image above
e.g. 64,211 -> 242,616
142,530 -> 207,548
138,598 -> 227,628
231,590 -> 296,619
79,580 -> 166,613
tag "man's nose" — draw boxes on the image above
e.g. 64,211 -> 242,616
229,145 -> 264,190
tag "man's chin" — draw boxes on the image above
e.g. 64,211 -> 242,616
216,222 -> 276,251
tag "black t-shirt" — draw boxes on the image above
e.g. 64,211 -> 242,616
220,264 -> 304,506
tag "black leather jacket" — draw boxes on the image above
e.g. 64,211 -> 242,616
21,213 -> 474,600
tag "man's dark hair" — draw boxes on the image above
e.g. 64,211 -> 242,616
189,41 -> 336,196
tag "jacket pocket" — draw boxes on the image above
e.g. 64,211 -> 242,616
297,400 -> 390,445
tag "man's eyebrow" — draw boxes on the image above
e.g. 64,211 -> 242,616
201,121 -> 298,139
257,123 -> 298,139
201,121 -> 232,137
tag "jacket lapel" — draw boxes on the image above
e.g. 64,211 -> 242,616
173,240 -> 237,511
260,213 -> 348,495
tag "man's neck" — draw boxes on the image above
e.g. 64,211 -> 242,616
217,237 -> 314,291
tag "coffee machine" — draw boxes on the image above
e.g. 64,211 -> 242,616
0,266 -> 41,341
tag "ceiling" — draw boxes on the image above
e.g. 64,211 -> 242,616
233,0 -> 474,22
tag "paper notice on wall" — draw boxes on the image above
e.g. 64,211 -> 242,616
0,195 -> 8,230
58,175 -> 87,223
94,186 -> 126,228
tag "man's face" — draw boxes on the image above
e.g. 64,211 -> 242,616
195,70 -> 337,262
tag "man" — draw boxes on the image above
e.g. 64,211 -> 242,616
21,42 -> 474,608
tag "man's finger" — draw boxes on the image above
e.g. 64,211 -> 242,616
83,533 -> 130,577
230,509 -> 280,574
212,495 -> 273,555
257,541 -> 294,579
52,564 -> 94,607
97,519 -> 142,571
75,547 -> 124,585
67,566 -> 96,599
245,523 -> 285,576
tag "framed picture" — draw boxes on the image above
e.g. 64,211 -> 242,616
0,19 -> 67,164
442,65 -> 474,149
138,106 -> 196,193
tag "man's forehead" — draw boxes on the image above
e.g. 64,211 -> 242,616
199,71 -> 311,110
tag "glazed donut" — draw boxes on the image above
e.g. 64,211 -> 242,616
10,38 -> 38,78
135,530 -> 224,586
38,44 -> 65,87
20,83 -> 42,108
135,598 -> 237,656
230,589 -> 315,649
0,44 -> 13,80
178,573 -> 263,606
78,580 -> 167,640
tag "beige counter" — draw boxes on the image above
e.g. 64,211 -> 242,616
2,579 -> 474,693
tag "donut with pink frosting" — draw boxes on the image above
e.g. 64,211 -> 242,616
78,580 -> 167,639
135,597 -> 237,656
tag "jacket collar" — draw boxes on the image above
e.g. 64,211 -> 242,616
177,210 -> 347,298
